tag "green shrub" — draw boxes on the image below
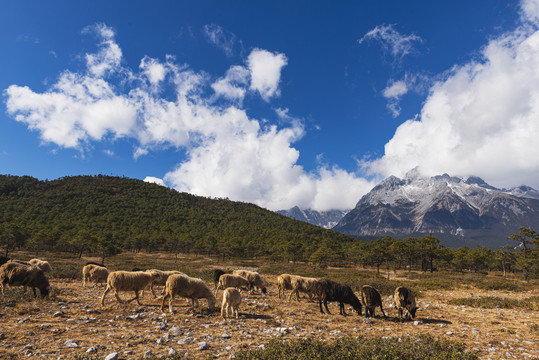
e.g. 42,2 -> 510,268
234,335 -> 478,360
447,296 -> 539,310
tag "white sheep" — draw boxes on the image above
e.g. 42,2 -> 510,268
277,274 -> 295,298
160,274 -> 215,313
100,270 -> 162,306
288,275 -> 317,302
145,269 -> 186,298
28,258 -> 53,273
82,264 -> 109,287
215,274 -> 250,297
232,270 -> 267,294
221,287 -> 241,319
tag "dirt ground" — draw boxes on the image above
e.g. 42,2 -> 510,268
0,275 -> 537,359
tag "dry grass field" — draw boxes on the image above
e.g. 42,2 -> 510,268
0,252 -> 537,359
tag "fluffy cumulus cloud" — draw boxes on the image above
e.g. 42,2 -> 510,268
247,49 -> 288,102
5,24 -> 373,211
365,2 -> 539,189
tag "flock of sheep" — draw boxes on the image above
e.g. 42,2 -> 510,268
0,256 -> 418,322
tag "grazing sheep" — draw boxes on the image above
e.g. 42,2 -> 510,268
160,274 -> 215,313
221,287 -> 241,319
312,278 -> 362,316
394,286 -> 417,320
0,256 -> 10,266
232,270 -> 267,294
82,263 -> 109,287
215,274 -> 250,297
145,269 -> 186,298
0,261 -> 50,298
360,285 -> 386,318
28,258 -> 53,273
288,275 -> 317,302
213,269 -> 226,290
100,270 -> 162,306
277,274 -> 293,298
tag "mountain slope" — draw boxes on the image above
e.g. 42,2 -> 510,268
0,175 -> 354,255
276,206 -> 349,229
333,170 -> 539,248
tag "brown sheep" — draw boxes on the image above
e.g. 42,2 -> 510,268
0,261 -> 50,298
288,275 -> 317,302
82,264 -> 109,287
100,270 -> 162,306
360,285 -> 386,318
277,274 -> 293,298
221,287 -> 241,319
28,259 -> 53,273
215,274 -> 250,297
394,286 -> 417,320
161,274 -> 215,313
232,270 -> 266,294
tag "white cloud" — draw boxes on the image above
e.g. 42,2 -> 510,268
365,9 -> 539,189
211,65 -> 250,102
144,176 -> 166,186
248,49 -> 287,102
203,24 -> 238,57
383,80 -> 408,99
82,24 -> 122,78
5,23 -> 372,211
359,24 -> 423,62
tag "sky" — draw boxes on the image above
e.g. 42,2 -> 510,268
2,0 -> 539,212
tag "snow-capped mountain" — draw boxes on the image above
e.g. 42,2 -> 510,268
276,206 -> 349,229
332,169 -> 539,248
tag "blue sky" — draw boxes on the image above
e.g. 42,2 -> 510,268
2,0 -> 539,211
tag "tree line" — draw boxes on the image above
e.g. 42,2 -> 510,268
0,175 -> 537,280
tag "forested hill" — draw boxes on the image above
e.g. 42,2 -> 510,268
0,174 -> 354,259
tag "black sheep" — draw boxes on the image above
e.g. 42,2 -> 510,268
312,278 -> 362,316
213,269 -> 226,290
360,285 -> 386,318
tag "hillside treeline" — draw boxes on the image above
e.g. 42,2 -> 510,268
0,175 -> 537,279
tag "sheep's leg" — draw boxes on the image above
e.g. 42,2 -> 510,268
323,300 -> 331,314
151,284 -> 158,299
133,290 -> 142,305
168,293 -> 175,313
339,302 -> 346,315
32,287 -> 37,298
100,287 -> 111,306
380,304 -> 386,318
234,305 -> 238,318
113,289 -> 125,304
221,303 -> 226,318
160,292 -> 169,312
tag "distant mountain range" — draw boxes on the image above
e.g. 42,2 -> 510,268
276,206 -> 349,229
279,170 -> 539,248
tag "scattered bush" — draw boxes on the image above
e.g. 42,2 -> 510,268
234,335 -> 478,360
447,296 -> 539,310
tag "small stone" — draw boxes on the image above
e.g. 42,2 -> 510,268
53,311 -> 64,317
221,334 -> 231,339
362,318 -> 373,324
413,320 -> 420,326
198,341 -> 210,350
0,334 -> 5,340
446,331 -> 454,336
143,350 -> 153,358
472,329 -> 479,334
64,339 -> 78,348
104,352 -> 119,360
86,347 -> 96,354
168,348 -> 177,356
170,326 -> 183,335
